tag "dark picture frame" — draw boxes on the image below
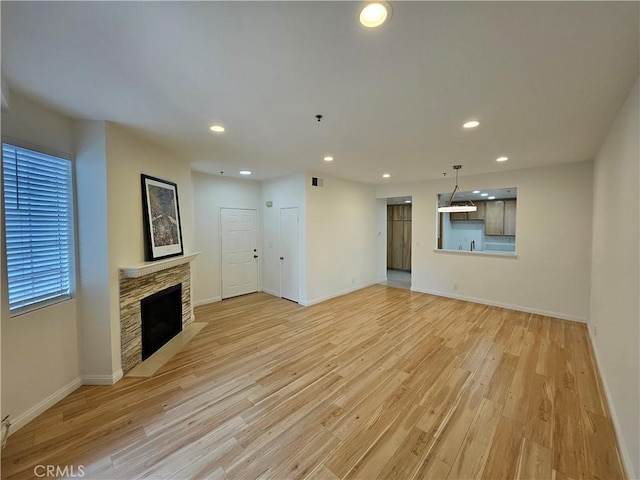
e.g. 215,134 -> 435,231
141,174 -> 184,261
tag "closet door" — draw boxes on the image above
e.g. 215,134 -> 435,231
402,205 -> 412,271
391,219 -> 404,269
387,205 -> 412,271
387,207 -> 393,269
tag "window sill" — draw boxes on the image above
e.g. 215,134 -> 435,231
434,249 -> 518,258
9,295 -> 73,318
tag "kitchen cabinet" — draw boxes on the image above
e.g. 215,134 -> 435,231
485,200 -> 505,235
504,199 -> 517,235
449,210 -> 467,222
466,201 -> 485,220
450,209 -> 467,221
449,201 -> 485,221
387,205 -> 411,271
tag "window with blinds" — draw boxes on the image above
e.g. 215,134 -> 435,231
2,143 -> 74,314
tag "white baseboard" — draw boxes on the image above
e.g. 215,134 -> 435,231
193,296 -> 222,307
409,287 -> 588,323
587,325 -> 636,480
82,369 -> 123,385
7,377 -> 82,435
302,280 -> 380,307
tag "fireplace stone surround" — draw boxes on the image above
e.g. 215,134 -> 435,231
119,254 -> 199,374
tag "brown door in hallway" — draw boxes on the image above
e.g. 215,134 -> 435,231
387,204 -> 411,271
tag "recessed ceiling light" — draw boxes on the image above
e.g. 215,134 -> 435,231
480,193 -> 489,197
382,173 -> 391,178
239,170 -> 251,175
404,200 -> 412,204
462,120 -> 481,129
210,125 -> 225,133
488,196 -> 496,200
360,2 -> 389,28
472,190 -> 481,194
324,156 -> 334,162
496,156 -> 509,162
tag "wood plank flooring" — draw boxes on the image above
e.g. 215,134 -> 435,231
1,286 -> 625,479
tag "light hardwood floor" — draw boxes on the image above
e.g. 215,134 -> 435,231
1,286 -> 625,479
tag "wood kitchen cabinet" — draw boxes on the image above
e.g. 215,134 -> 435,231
504,199 -> 517,235
387,205 -> 411,271
466,201 -> 485,220
449,204 -> 467,221
484,200 -> 505,235
449,201 -> 485,221
484,199 -> 517,236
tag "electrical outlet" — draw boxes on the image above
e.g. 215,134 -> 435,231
453,284 -> 458,291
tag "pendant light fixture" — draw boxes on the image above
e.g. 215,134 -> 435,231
438,165 -> 477,213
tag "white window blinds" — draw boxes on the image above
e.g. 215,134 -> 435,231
2,143 -> 74,313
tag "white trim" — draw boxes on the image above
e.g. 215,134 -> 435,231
194,296 -> 222,307
119,252 -> 201,279
8,377 -> 82,435
409,287 -> 588,323
302,280 -> 380,307
587,324 -> 635,480
82,369 -> 123,385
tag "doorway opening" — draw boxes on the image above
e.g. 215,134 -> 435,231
383,197 -> 412,290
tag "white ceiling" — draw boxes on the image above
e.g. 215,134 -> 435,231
2,1 -> 638,185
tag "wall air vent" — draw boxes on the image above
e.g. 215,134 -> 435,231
311,177 -> 324,187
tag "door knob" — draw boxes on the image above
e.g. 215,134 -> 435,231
254,255 -> 259,259
280,257 -> 284,260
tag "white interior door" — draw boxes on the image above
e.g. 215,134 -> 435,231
280,207 -> 299,303
221,208 -> 258,299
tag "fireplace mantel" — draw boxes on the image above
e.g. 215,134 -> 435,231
120,252 -> 201,279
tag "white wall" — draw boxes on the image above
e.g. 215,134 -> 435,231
261,174 -> 307,300
105,123 -> 194,374
75,120 -> 114,381
191,171 -> 261,305
1,93 -> 81,431
306,174 -> 379,305
590,78 -> 639,478
378,161 -> 593,321
375,199 -> 387,281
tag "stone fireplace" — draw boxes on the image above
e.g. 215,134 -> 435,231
119,253 -> 199,374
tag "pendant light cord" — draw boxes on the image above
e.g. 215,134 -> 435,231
446,165 -> 474,208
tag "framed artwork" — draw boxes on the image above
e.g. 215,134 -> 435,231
141,174 -> 184,261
